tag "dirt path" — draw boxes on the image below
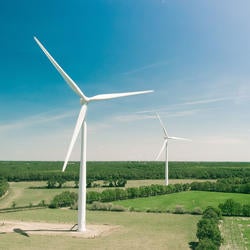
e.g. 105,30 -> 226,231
0,220 -> 120,238
0,183 -> 23,209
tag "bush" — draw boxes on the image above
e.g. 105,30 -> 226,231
88,202 -> 126,212
173,205 -> 185,214
242,204 -> 250,217
110,204 -> 126,212
196,219 -> 223,247
49,191 -> 78,208
192,207 -> 203,215
218,199 -> 242,216
196,238 -> 218,250
202,206 -> 222,222
87,191 -> 101,203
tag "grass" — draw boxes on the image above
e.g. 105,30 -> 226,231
220,217 -> 250,250
1,181 -> 250,249
0,182 -> 77,209
113,191 -> 250,213
0,209 -> 199,250
0,179 -> 210,209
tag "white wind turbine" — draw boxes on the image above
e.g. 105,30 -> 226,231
34,37 -> 153,232
155,113 -> 190,186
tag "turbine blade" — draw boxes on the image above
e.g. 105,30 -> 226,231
156,140 -> 167,160
34,36 -> 88,102
168,136 -> 191,141
156,113 -> 168,137
62,105 -> 87,172
89,90 -> 154,101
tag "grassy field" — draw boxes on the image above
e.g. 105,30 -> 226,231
0,182 -> 77,209
113,191 -> 250,213
125,179 -> 215,188
0,179 -> 209,209
220,217 -> 250,250
0,209 -> 199,250
1,181 -> 250,249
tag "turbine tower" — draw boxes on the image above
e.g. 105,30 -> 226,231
155,113 -> 190,186
34,37 -> 153,232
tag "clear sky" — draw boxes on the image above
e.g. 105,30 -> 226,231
0,0 -> 250,162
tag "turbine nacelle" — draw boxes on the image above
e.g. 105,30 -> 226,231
155,113 -> 191,160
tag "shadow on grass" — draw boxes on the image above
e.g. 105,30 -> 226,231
14,228 -> 30,237
0,206 -> 46,213
189,241 -> 198,250
28,186 -> 77,189
14,227 -> 78,237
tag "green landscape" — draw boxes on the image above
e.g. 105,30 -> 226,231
0,161 -> 250,249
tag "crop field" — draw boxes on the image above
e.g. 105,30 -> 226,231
221,217 -> 250,250
113,191 -> 250,213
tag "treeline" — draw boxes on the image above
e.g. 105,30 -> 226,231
0,178 -> 9,198
190,177 -> 250,194
48,183 -> 190,208
1,161 -> 250,182
87,183 -> 190,203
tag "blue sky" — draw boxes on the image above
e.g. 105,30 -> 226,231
0,0 -> 250,161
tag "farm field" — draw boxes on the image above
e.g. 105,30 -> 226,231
113,191 -> 250,213
0,209 -> 199,250
221,217 -> 250,250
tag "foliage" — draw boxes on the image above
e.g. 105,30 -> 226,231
1,161 -> 250,182
86,183 -> 190,204
195,238 -> 218,250
195,207 -> 223,249
219,198 -> 250,216
202,206 -> 222,222
47,176 -> 66,188
173,205 -> 185,214
0,177 -> 9,197
49,191 -> 78,208
88,201 -> 126,212
190,177 -> 250,194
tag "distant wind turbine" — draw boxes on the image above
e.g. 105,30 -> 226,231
34,36 -> 153,232
155,113 -> 190,186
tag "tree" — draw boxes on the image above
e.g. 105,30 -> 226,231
202,206 -> 222,222
57,177 -> 66,188
219,199 -> 242,216
242,204 -> 250,217
47,177 -> 57,189
196,219 -> 223,247
196,238 -> 218,250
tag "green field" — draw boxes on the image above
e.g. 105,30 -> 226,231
221,217 -> 250,250
113,191 -> 250,213
0,181 -> 250,249
0,209 -> 199,250
0,179 -> 211,209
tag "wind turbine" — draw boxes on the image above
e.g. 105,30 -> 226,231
155,113 -> 190,186
34,37 -> 153,232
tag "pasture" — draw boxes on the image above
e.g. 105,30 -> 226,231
0,209 -> 199,250
113,191 -> 250,213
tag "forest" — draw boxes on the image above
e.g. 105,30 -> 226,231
0,161 -> 250,182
